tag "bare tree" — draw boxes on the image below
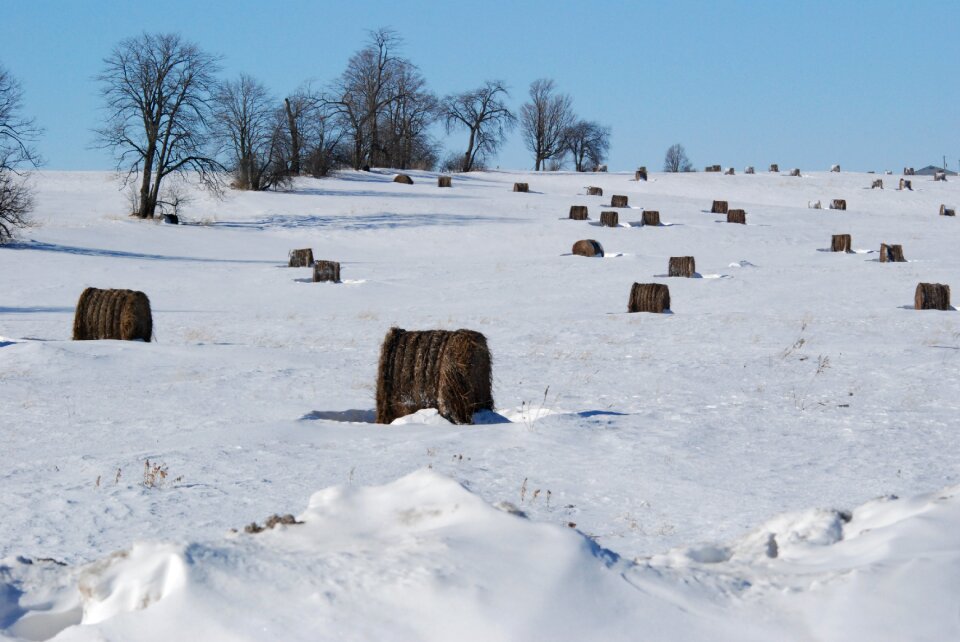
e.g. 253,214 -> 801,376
0,65 -> 41,243
565,120 -> 610,172
379,61 -> 438,169
520,79 -> 574,171
211,74 -> 286,191
441,81 -> 515,172
96,33 -> 222,218
663,143 -> 693,172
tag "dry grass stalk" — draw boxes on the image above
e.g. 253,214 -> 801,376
628,283 -> 670,313
915,283 -> 951,310
438,176 -> 452,187
288,248 -> 314,267
642,210 -> 661,226
394,174 -> 414,185
572,239 -> 604,257
610,194 -> 629,208
668,256 -> 695,278
513,182 -> 529,192
569,205 -> 589,220
880,244 -> 906,262
727,209 -> 746,224
313,260 -> 341,283
711,200 -> 728,214
600,211 -> 619,227
831,234 -> 852,253
375,327 -> 494,424
72,288 -> 152,342
830,199 -> 847,210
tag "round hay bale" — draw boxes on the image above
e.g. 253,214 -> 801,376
572,239 -> 604,257
569,205 -> 589,220
745,166 -> 755,174
313,260 -> 341,283
628,283 -> 670,313
879,243 -> 906,263
934,171 -> 947,182
288,248 -> 314,268
940,204 -> 956,217
162,214 -> 179,225
375,327 -> 494,425
903,167 -> 915,176
831,164 -> 841,172
361,165 -> 371,172
600,211 -> 619,227
727,209 -> 746,224
438,176 -> 452,188
72,288 -> 152,342
789,168 -> 801,177
769,164 -> 779,172
394,174 -> 414,185
831,234 -> 852,253
711,200 -> 728,214
642,210 -> 660,226
634,169 -> 648,181
724,167 -> 735,175
871,179 -> 883,189
513,182 -> 529,192
830,199 -> 847,210
915,283 -> 951,310
900,179 -> 912,191
705,165 -> 721,173
587,186 -> 603,196
668,256 -> 695,278
610,194 -> 629,208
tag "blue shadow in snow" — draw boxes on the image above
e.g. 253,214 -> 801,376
208,212 -> 516,231
0,306 -> 74,314
5,241 -> 275,264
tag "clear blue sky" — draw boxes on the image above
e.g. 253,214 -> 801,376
2,0 -> 957,172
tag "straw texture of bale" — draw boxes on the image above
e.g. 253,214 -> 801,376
831,234 -> 852,253
635,168 -> 648,181
745,166 -> 755,174
569,205 -> 589,220
438,176 -> 452,187
642,210 -> 661,226
288,248 -> 314,267
769,163 -> 779,172
879,244 -> 906,263
940,204 -> 956,217
600,211 -> 619,227
72,288 -> 152,342
587,186 -> 603,196
668,256 -> 696,278
513,182 -> 529,192
628,283 -> 670,313
871,179 -> 883,189
915,283 -> 951,310
313,260 -> 341,283
830,199 -> 847,210
572,239 -> 604,257
727,209 -> 746,224
610,194 -> 629,208
375,327 -> 494,425
394,174 -> 414,185
711,200 -> 728,214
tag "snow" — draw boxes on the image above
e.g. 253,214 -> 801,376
1,168 -> 959,639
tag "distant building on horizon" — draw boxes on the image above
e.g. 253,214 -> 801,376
915,165 -> 958,176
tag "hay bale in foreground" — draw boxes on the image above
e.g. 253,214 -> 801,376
789,168 -> 801,177
438,176 -> 452,187
600,211 -> 619,227
313,260 -> 341,283
72,288 -> 152,342
727,209 -> 746,224
642,210 -> 661,226
375,327 -> 494,425
513,182 -> 529,192
569,205 -> 589,220
162,214 -> 179,225
288,248 -> 314,267
831,234 -> 852,253
572,239 -> 604,257
871,179 -> 883,189
394,174 -> 414,185
915,283 -> 951,310
899,179 -> 912,191
610,194 -> 629,208
628,283 -> 670,313
880,244 -> 906,262
745,166 -> 755,174
635,168 -> 648,181
711,200 -> 728,214
940,204 -> 956,217
769,163 -> 779,172
668,256 -> 696,278
587,186 -> 603,196
830,199 -> 847,210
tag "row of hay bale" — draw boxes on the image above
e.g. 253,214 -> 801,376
828,235 -> 906,262
289,248 -> 341,282
568,205 -> 659,226
391,174 -> 453,187
710,200 -> 747,224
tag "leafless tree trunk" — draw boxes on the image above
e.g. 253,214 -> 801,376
380,61 -> 438,169
565,120 -> 610,172
441,81 -> 515,172
520,79 -> 575,171
95,33 -> 223,219
663,143 -> 693,173
0,65 -> 41,243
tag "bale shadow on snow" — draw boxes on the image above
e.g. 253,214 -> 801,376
6,241 -> 275,264
299,409 -> 377,423
207,212 -> 515,231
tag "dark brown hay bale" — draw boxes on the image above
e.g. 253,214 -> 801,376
569,205 -> 589,220
642,210 -> 661,226
572,239 -> 604,257
600,211 -> 619,227
362,165 -> 371,172
635,168 -> 648,181
879,244 -> 906,262
871,179 -> 883,189
830,199 -> 847,210
513,182 -> 529,192
769,163 -> 779,172
934,171 -> 947,182
610,194 -> 629,208
668,256 -> 695,278
162,214 -> 179,225
394,174 -> 414,185
313,260 -> 341,283
438,176 -> 452,187
899,179 -> 912,191
375,327 -> 494,424
628,283 -> 670,313
72,288 -> 152,342
789,168 -> 801,177
724,167 -> 735,175
711,200 -> 728,214
940,204 -> 956,217
745,166 -> 755,174
903,167 -> 915,175
288,248 -> 314,267
587,186 -> 603,196
831,164 -> 841,172
915,283 -> 951,310
831,234 -> 852,253
705,165 -> 721,173
727,209 -> 746,224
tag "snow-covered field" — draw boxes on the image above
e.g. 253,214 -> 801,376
1,168 -> 958,640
